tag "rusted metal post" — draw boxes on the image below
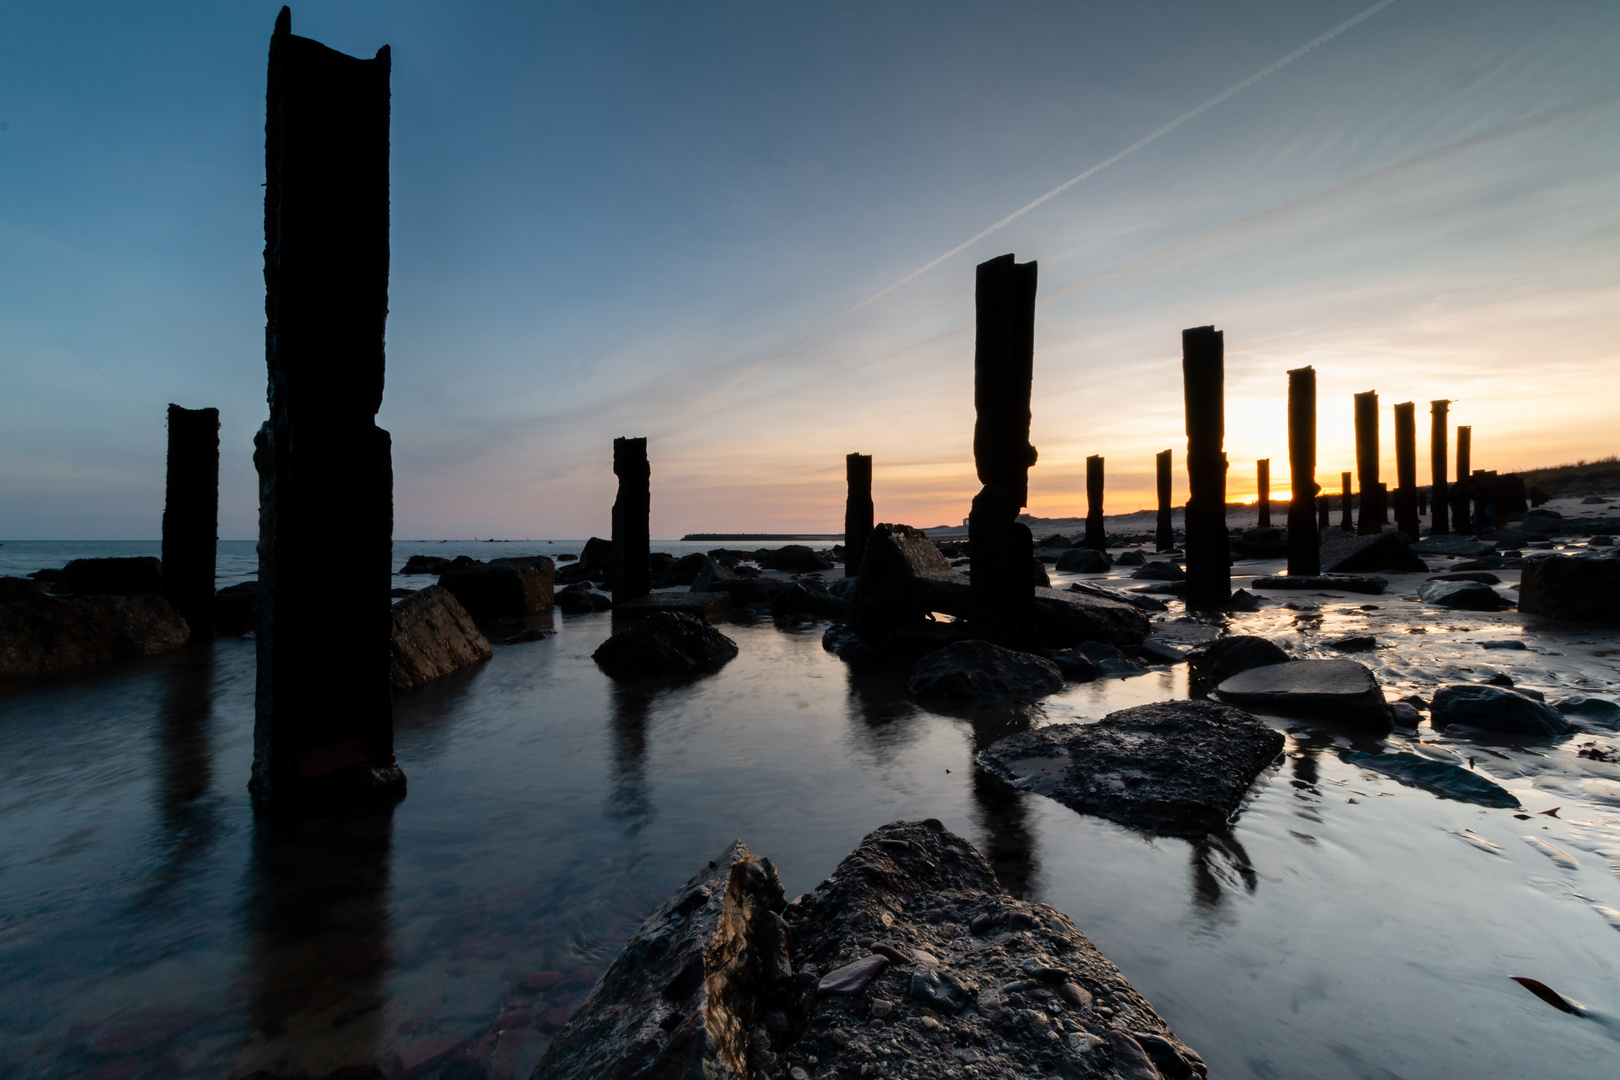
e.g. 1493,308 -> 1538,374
1340,471 -> 1353,532
1456,425 -> 1473,534
844,453 -> 873,577
1393,401 -> 1419,537
1286,366 -> 1319,575
1155,450 -> 1174,552
1354,391 -> 1380,535
1256,459 -> 1271,528
1084,455 -> 1106,551
1183,326 -> 1230,608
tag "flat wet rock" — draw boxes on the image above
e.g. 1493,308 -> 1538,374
1215,659 -> 1390,730
1430,684 -> 1571,737
978,701 -> 1285,834
1343,750 -> 1521,809
1418,579 -> 1513,611
908,639 -> 1064,702
1188,634 -> 1290,688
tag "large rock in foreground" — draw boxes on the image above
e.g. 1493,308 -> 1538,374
388,585 -> 493,691
978,702 -> 1284,834
1320,532 -> 1427,574
438,560 -> 555,618
593,611 -> 738,679
534,821 -> 1205,1080
1519,556 -> 1620,623
1430,684 -> 1570,737
1215,659 -> 1389,729
0,595 -> 190,679
908,639 -> 1064,702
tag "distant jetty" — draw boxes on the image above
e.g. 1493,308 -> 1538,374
680,532 -> 843,541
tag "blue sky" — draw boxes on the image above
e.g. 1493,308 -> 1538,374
2,1 -> 1617,538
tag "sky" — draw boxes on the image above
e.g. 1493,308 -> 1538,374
1,0 -> 1617,539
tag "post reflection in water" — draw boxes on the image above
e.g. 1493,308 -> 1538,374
135,651 -> 221,909
240,808 -> 396,1076
607,682 -> 658,833
1186,831 -> 1258,914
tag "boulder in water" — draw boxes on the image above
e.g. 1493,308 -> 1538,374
0,577 -> 50,604
1343,750 -> 1520,808
849,524 -> 952,640
214,581 -> 258,635
592,611 -> 738,679
0,595 -> 189,679
758,545 -> 833,572
1430,684 -> 1570,736
399,554 -> 452,575
978,701 -> 1284,834
908,639 -> 1064,702
388,585 -> 492,691
1418,579 -> 1512,611
1519,555 -> 1620,623
1130,560 -> 1185,581
1055,547 -> 1111,573
438,560 -> 554,618
1215,659 -> 1389,729
1188,635 -> 1289,688
1320,532 -> 1427,574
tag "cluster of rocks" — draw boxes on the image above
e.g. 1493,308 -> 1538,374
1,557 -> 192,679
533,820 -> 1205,1080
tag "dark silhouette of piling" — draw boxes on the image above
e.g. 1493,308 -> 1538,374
1255,460 -> 1271,528
969,254 -> 1039,642
1430,401 -> 1450,533
1456,425 -> 1473,533
1084,456 -> 1106,550
1354,391 -> 1380,535
162,405 -> 220,644
612,437 -> 651,601
1378,482 -> 1390,523
1317,495 -> 1330,531
252,8 -> 400,809
1393,401 -> 1419,537
1286,366 -> 1319,575
1340,471 -> 1353,532
1155,450 -> 1174,552
844,453 -> 873,577
1182,326 -> 1229,608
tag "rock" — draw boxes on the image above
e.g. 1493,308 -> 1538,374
1134,639 -> 1187,665
616,591 -> 734,622
1327,635 -> 1377,652
1429,684 -> 1570,737
592,611 -> 739,679
1591,535 -> 1615,546
759,545 -> 834,572
1066,580 -> 1168,613
1343,751 -> 1520,808
1411,537 -> 1496,557
1519,556 -> 1620,623
1223,588 -> 1263,612
399,554 -> 452,575
1030,587 -> 1150,648
817,955 -> 889,995
438,561 -> 554,618
690,558 -> 739,591
388,585 -> 493,691
1389,702 -> 1423,726
555,584 -> 613,614
1075,641 -> 1123,662
1430,571 -> 1502,585
0,595 -> 190,679
1114,550 -> 1148,566
1319,532 -> 1428,573
907,640 -> 1064,702
1035,533 -> 1072,549
1129,560 -> 1185,581
700,577 -> 794,607
0,577 -> 50,604
1187,635 -> 1290,687
214,581 -> 258,635
1418,579 -> 1512,611
1215,659 -> 1389,730
1554,695 -> 1620,728
1048,649 -> 1102,682
849,524 -> 952,640
1236,526 -> 1287,558
578,536 -> 614,576
978,701 -> 1284,834
653,552 -> 725,588
54,556 -> 163,596
1055,548 -> 1111,573
822,623 -> 879,665
769,581 -> 851,622
1480,639 -> 1525,650
1251,573 -> 1387,595
1031,558 -> 1051,588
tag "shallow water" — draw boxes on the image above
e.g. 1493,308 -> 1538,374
2,541 -> 1619,1078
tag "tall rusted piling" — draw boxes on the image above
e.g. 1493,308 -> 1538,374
1084,456 -> 1106,551
1430,401 -> 1450,533
162,404 -> 220,644
1286,366 -> 1319,575
1256,459 -> 1271,528
1340,471 -> 1353,532
252,9 -> 400,808
1354,391 -> 1380,535
1317,495 -> 1330,532
1456,425 -> 1473,534
968,254 -> 1039,642
612,437 -> 651,601
1155,450 -> 1174,552
1393,401 -> 1419,537
1182,326 -> 1229,608
845,453 -> 873,577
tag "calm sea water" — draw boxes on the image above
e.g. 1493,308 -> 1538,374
2,541 -> 1618,1078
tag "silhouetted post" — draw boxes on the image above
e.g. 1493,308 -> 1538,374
1418,489 -> 1428,516
1182,326 -> 1230,608
1456,425 -> 1473,534
612,437 -> 651,601
1317,495 -> 1330,531
252,8 -> 400,809
1340,471 -> 1353,532
1155,450 -> 1174,552
1256,459 -> 1271,528
844,452 -> 873,578
1393,401 -> 1419,537
969,254 -> 1039,643
1354,391 -> 1380,535
1084,455 -> 1106,550
1286,366 -> 1319,575
1378,482 -> 1390,523
162,404 -> 220,644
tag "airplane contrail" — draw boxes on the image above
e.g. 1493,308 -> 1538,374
844,0 -> 1401,316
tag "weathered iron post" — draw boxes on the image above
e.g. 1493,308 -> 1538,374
1182,326 -> 1230,608
1456,424 -> 1473,534
1084,455 -> 1106,551
1354,391 -> 1380,535
1286,366 -> 1319,575
1155,450 -> 1174,552
1393,401 -> 1419,537
1340,471 -> 1353,532
844,453 -> 873,578
252,8 -> 401,808
162,404 -> 220,644
1256,459 -> 1271,528
968,254 -> 1039,642
612,437 -> 651,601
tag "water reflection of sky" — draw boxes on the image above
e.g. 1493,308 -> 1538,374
1,579 -> 1619,1077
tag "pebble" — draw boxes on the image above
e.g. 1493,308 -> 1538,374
817,954 -> 889,995
871,999 -> 894,1018
919,1016 -> 944,1031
